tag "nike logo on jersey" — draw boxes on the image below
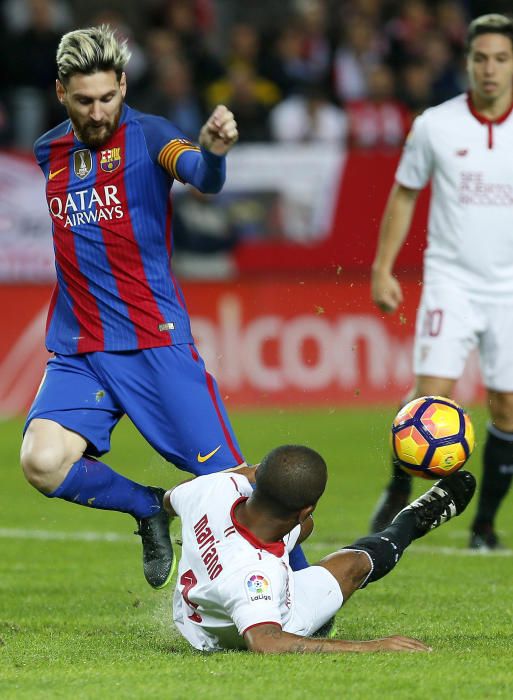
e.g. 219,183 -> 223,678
455,149 -> 468,157
48,166 -> 67,180
197,445 -> 221,463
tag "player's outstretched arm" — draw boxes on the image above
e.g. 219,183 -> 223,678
244,624 -> 431,654
199,105 -> 238,156
371,183 -> 420,314
167,105 -> 238,194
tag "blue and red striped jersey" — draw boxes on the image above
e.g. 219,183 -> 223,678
34,104 -> 226,354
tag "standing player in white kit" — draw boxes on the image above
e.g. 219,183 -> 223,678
370,14 -> 513,549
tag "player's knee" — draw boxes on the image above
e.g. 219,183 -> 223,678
348,550 -> 373,584
490,398 -> 513,432
21,443 -> 59,492
21,420 -> 85,493
319,549 -> 372,599
414,376 -> 455,398
20,439 -> 77,494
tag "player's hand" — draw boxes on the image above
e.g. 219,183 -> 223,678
371,269 -> 403,313
367,635 -> 431,652
199,105 -> 238,156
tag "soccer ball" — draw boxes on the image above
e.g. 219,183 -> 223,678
390,396 -> 475,479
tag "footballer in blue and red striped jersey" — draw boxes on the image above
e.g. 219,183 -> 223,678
20,26 -> 252,589
36,105 -> 215,355
29,95 -> 243,475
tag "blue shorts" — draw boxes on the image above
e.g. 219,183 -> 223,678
25,345 -> 244,475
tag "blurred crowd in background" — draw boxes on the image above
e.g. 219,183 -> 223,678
0,0 -> 510,153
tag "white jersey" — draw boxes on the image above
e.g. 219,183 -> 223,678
170,473 -> 302,652
396,93 -> 513,301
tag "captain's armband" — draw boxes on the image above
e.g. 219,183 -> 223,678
158,138 -> 201,181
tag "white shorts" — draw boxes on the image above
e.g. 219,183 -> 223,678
413,284 -> 513,392
283,565 -> 344,637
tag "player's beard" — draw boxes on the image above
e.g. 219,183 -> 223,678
71,103 -> 123,149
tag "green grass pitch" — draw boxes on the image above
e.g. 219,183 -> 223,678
1,406 -> 513,699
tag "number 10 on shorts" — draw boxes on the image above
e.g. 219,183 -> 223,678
421,309 -> 444,337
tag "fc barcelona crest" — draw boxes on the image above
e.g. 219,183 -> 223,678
74,149 -> 92,179
100,147 -> 121,173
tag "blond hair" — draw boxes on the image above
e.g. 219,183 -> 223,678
56,25 -> 131,84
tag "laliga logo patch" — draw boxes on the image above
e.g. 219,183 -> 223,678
245,573 -> 272,602
100,147 -> 121,172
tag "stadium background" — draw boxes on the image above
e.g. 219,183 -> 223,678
2,0 -> 505,417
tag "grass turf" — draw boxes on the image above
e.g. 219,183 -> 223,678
1,407 -> 513,699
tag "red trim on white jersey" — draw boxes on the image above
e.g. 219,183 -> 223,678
242,621 -> 282,636
230,497 -> 286,557
230,476 -> 243,494
466,92 -> 513,149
